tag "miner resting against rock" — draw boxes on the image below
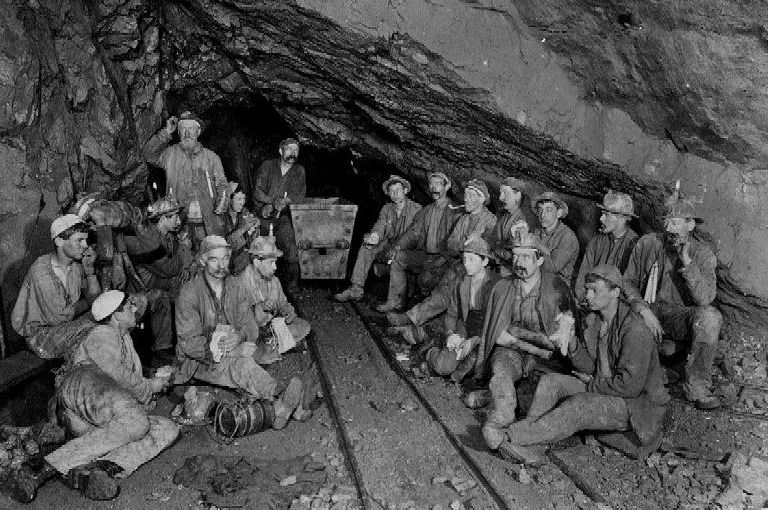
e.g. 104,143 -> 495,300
144,111 -> 229,238
379,171 -> 461,312
253,138 -> 307,289
12,214 -> 100,359
236,235 -> 311,355
622,199 -> 722,410
335,175 -> 421,303
532,191 -> 579,286
489,176 -> 535,276
574,191 -> 639,302
424,235 -> 500,380
475,232 -> 576,451
175,235 -> 304,429
7,290 -> 178,503
387,179 -> 497,344
499,264 -> 669,466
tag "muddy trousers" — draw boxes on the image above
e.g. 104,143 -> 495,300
187,351 -> 278,400
506,374 -> 628,446
405,261 -> 463,326
274,216 -> 299,283
349,244 -> 388,288
482,347 -> 532,448
26,316 -> 95,359
47,366 -> 179,477
146,289 -> 173,351
654,304 -> 721,400
388,251 -> 448,306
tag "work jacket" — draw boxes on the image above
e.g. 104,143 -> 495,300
445,270 -> 501,339
369,199 -> 422,246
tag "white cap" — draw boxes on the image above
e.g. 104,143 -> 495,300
92,290 -> 126,321
50,214 -> 84,239
200,235 -> 230,254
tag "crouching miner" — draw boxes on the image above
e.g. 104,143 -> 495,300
498,264 -> 669,466
5,290 -> 179,503
175,235 -> 305,429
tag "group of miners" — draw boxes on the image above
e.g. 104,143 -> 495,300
335,171 -> 719,465
3,108 -> 723,502
6,112 -> 314,503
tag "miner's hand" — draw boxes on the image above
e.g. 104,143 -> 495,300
165,116 -> 178,135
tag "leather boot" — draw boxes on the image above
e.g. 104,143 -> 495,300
63,460 -> 122,501
1,459 -> 58,503
273,377 -> 304,430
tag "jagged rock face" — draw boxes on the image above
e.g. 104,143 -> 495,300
0,0 -> 766,341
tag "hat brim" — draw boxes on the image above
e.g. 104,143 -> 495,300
663,214 -> 704,224
250,249 -> 284,259
597,204 -> 637,218
382,177 -> 411,194
149,205 -> 185,219
534,198 -> 569,217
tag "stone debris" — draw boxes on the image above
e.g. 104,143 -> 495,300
281,475 -> 298,486
289,484 -> 359,510
448,477 -> 476,493
715,451 -> 768,509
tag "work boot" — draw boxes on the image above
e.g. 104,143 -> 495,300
386,312 -> 411,326
498,440 -> 546,467
273,377 -> 304,430
334,285 -> 364,302
463,389 -> 491,409
376,301 -> 403,313
691,394 -> 721,411
64,460 -> 122,501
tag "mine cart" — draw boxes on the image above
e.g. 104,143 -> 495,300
290,198 -> 358,280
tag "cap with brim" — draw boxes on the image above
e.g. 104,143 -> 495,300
248,236 -> 283,259
50,214 -> 85,239
664,199 -> 704,224
178,111 -> 205,132
511,233 -> 551,258
465,179 -> 490,205
501,176 -> 527,192
148,197 -> 185,219
462,234 -> 491,258
427,171 -> 451,189
586,264 -> 623,288
200,235 -> 231,254
382,175 -> 411,194
533,191 -> 569,217
92,290 -> 126,321
597,190 -> 637,218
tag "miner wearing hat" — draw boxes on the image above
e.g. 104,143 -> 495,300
253,138 -> 307,290
11,214 -> 100,359
379,171 -> 462,312
423,235 -> 500,380
175,235 -> 305,427
573,190 -> 639,301
622,198 -> 721,410
498,264 -> 669,466
490,177 -> 536,269
236,235 -> 312,353
335,175 -> 422,302
532,191 -> 579,285
472,233 -> 577,451
123,196 -> 195,364
222,181 -> 259,274
144,111 -> 229,239
387,179 -> 496,344
7,290 -> 178,503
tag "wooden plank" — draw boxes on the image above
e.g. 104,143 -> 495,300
0,351 -> 59,395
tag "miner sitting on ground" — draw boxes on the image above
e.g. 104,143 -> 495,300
388,179 -> 497,345
532,191 -> 579,286
12,214 -> 100,359
222,181 -> 259,275
6,290 -> 178,503
375,171 -> 461,313
236,235 -> 311,356
124,197 -> 194,365
489,177 -> 535,277
175,235 -> 305,428
471,233 -> 577,451
423,235 -> 500,381
144,111 -> 229,240
497,264 -> 669,466
334,174 -> 422,303
622,198 -> 722,410
253,138 -> 307,291
573,190 -> 639,302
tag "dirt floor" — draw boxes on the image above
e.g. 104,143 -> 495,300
1,280 -> 767,509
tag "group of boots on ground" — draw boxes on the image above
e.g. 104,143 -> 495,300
334,172 -> 720,466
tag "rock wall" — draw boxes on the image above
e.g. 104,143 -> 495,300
298,0 -> 768,317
